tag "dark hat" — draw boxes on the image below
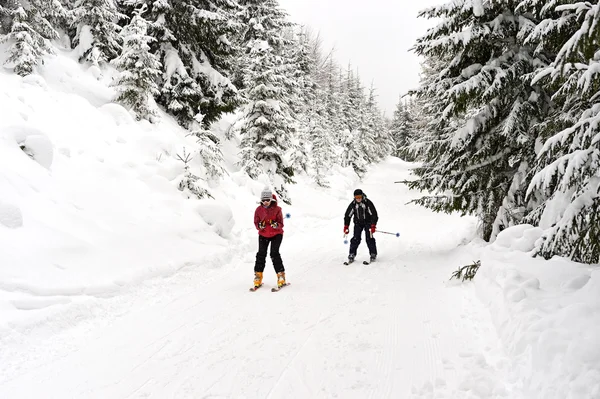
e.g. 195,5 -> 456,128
353,189 -> 363,196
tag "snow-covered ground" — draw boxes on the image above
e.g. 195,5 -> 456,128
1,51 -> 599,398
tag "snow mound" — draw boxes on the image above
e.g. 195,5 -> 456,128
476,246 -> 600,398
1,125 -> 54,170
490,224 -> 543,253
99,103 -> 135,126
21,74 -> 48,90
0,200 -> 23,228
196,200 -> 235,237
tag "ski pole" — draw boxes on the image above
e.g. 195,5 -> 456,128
375,230 -> 400,237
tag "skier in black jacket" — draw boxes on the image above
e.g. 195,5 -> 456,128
343,188 -> 378,263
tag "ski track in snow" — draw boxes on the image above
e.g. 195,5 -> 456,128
0,160 -> 514,398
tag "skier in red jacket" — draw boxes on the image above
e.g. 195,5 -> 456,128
253,188 -> 286,289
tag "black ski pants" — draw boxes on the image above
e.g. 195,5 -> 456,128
255,234 -> 285,273
349,223 -> 377,257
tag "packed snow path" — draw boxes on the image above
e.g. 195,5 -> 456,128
1,160 -> 512,398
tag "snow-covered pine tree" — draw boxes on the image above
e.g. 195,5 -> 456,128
111,7 -> 161,122
119,1 -> 197,126
338,65 -> 371,176
363,83 -> 392,161
340,128 -> 368,177
390,97 -> 417,161
322,55 -> 344,151
524,0 -> 600,263
71,0 -> 124,66
124,0 -> 240,128
120,0 -> 175,60
0,3 -> 9,33
0,0 -> 65,76
296,28 -> 336,185
405,56 -> 451,163
237,0 -> 296,204
309,86 -> 335,187
176,147 -> 214,199
286,29 -> 313,175
159,43 -> 205,126
191,114 -> 226,180
340,64 -> 362,133
407,0 -> 551,241
167,0 -> 242,126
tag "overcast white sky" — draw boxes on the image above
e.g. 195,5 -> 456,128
277,0 -> 440,117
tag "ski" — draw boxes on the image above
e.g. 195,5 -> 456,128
249,284 -> 263,292
363,261 -> 370,265
271,282 -> 290,292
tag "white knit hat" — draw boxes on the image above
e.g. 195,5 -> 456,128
260,188 -> 272,201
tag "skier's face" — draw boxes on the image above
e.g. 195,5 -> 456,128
261,199 -> 271,206
355,195 -> 363,202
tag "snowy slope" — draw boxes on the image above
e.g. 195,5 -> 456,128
1,51 -> 599,398
0,47 -> 259,327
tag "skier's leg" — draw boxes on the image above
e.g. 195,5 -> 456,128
254,236 -> 269,273
270,234 -> 284,273
365,225 -> 377,259
349,223 -> 362,259
269,234 -> 286,286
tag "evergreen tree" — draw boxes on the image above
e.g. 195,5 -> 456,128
111,8 -> 161,122
192,115 -> 226,180
160,43 -> 206,127
524,0 -> 600,263
121,0 -> 174,49
340,128 -> 368,177
300,30 -> 337,185
363,83 -> 392,161
176,147 -> 214,199
168,0 -> 242,125
309,87 -> 335,187
237,0 -> 296,204
390,97 -> 417,161
71,0 -> 124,66
338,65 -> 371,176
286,29 -> 314,175
407,0 -> 552,241
124,0 -> 241,128
1,0 -> 65,76
0,3 -> 9,34
340,65 -> 362,133
322,55 -> 344,151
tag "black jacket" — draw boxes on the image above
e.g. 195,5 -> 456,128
344,198 -> 378,226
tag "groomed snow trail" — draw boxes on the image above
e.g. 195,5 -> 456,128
1,159 -> 513,398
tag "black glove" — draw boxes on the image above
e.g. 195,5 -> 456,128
258,220 -> 265,229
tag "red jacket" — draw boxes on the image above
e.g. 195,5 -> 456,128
254,194 -> 284,238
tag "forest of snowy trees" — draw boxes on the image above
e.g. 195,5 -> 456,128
0,0 -> 394,205
1,0 -> 598,265
405,0 -> 600,264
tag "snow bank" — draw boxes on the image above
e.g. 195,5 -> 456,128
474,225 -> 600,398
195,200 -> 235,238
490,224 -> 544,253
0,52 -> 252,328
1,125 -> 55,170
